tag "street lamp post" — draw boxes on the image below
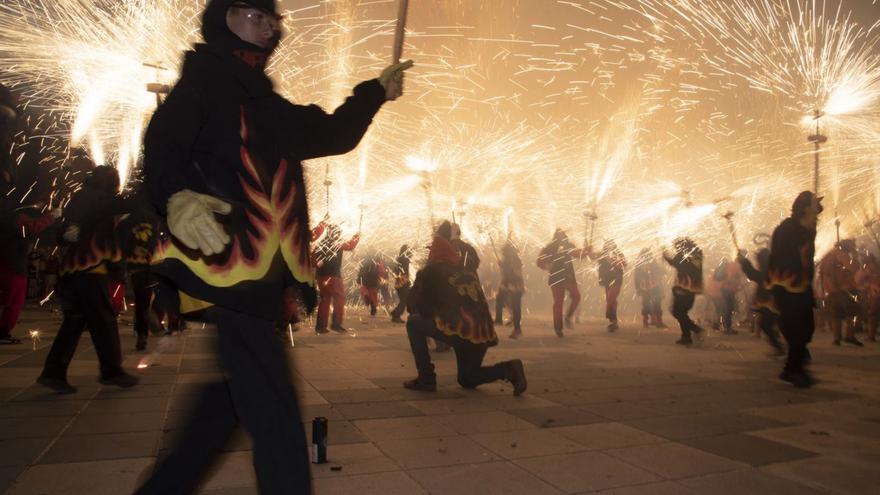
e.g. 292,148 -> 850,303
808,109 -> 827,194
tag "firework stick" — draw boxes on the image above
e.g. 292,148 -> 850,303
722,211 -> 740,252
862,211 -> 880,252
392,0 -> 409,63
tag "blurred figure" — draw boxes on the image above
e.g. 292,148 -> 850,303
403,220 -> 527,395
538,229 -> 587,337
663,237 -> 704,346
818,239 -> 863,347
358,253 -> 386,316
495,241 -> 525,338
588,240 -> 627,332
390,244 -> 412,324
738,248 -> 785,355
715,257 -> 745,334
118,196 -> 160,351
768,191 -> 822,388
314,224 -> 360,333
38,166 -> 139,393
856,250 -> 880,342
634,248 -> 666,328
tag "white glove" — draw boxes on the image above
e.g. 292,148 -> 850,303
62,225 -> 80,243
378,60 -> 414,101
166,190 -> 232,256
49,208 -> 63,220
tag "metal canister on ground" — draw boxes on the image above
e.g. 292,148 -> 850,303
312,417 -> 328,464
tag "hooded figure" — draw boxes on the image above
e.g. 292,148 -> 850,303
663,237 -> 704,345
403,222 -> 526,395
137,1 -> 411,493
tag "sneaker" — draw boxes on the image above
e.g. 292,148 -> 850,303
554,327 -> 564,338
843,337 -> 864,347
99,372 -> 140,388
779,370 -> 812,388
508,359 -> 528,396
403,377 -> 437,392
608,322 -> 619,332
315,327 -> 329,335
135,334 -> 147,351
675,337 -> 693,346
330,324 -> 349,334
36,375 -> 77,394
692,326 -> 706,341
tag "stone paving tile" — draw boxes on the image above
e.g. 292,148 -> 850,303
304,419 -> 368,445
311,442 -> 399,478
374,436 -> 498,470
578,401 -> 669,421
436,411 -> 537,435
605,442 -> 747,480
514,451 -> 661,493
0,437 -> 50,467
680,469 -> 828,495
552,422 -> 666,451
0,465 -> 23,494
681,432 -> 818,466
333,401 -> 425,420
38,431 -> 160,464
66,411 -> 166,435
0,399 -> 86,418
5,457 -> 153,495
762,454 -> 880,495
313,471 -> 428,495
469,428 -> 587,459
409,461 -> 563,495
591,480 -> 696,495
0,416 -> 71,440
506,405 -> 608,428
82,396 -> 170,414
355,415 -> 455,441
749,424 -> 879,455
625,412 -> 790,441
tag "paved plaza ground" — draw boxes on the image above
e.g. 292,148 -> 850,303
1,304 -> 879,494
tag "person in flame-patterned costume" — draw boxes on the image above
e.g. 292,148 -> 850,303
663,237 -> 705,346
136,0 -> 413,493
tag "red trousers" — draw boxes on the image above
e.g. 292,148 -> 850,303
360,286 -> 379,307
0,264 -> 27,335
551,281 -> 580,330
317,276 -> 345,328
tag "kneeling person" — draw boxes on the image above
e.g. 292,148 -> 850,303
404,221 -> 527,395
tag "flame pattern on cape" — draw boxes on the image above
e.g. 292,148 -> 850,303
61,234 -> 123,276
433,270 -> 498,346
153,108 -> 313,288
766,269 -> 811,293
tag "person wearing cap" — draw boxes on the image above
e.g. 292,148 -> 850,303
818,239 -> 863,347
767,191 -> 823,388
136,0 -> 412,492
37,166 -> 140,393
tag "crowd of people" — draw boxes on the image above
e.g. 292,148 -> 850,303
1,0 -> 879,493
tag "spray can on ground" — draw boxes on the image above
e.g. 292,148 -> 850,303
312,417 -> 328,464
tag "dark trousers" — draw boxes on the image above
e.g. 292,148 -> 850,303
495,289 -> 522,331
551,281 -> 580,330
671,291 -> 698,339
391,285 -> 410,318
130,270 -> 154,338
756,308 -> 783,351
721,289 -> 737,330
136,306 -> 310,495
406,314 -> 510,388
41,273 -> 123,380
605,284 -> 621,323
774,290 -> 814,374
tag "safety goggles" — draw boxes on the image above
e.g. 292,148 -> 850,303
230,2 -> 283,31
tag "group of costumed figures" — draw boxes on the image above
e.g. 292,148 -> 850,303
0,1 -> 877,493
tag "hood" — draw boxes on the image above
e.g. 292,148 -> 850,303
428,236 -> 460,265
201,0 -> 280,56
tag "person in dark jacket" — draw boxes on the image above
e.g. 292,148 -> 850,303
358,253 -> 386,316
118,196 -> 161,351
403,221 -> 527,395
768,191 -> 822,388
537,229 -> 586,337
314,224 -> 360,332
663,237 -> 704,346
495,241 -> 525,338
37,166 -> 140,393
390,244 -> 412,324
135,1 -> 412,493
634,248 -> 666,328
737,248 -> 784,354
587,240 -> 627,332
